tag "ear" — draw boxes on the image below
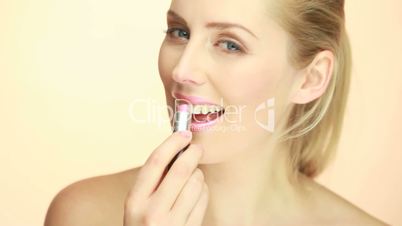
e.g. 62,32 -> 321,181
290,50 -> 335,104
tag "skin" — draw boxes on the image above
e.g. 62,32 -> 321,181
44,0 -> 390,225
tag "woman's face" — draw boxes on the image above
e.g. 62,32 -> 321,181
158,0 -> 297,163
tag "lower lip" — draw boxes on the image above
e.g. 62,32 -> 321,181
190,112 -> 224,132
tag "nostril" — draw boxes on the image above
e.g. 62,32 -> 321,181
173,76 -> 196,85
172,70 -> 191,84
171,65 -> 206,85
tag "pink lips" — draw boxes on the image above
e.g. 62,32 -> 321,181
172,92 -> 224,132
172,92 -> 219,106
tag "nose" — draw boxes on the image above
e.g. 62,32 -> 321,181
171,40 -> 207,86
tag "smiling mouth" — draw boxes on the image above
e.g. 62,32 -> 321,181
190,104 -> 225,124
172,92 -> 226,130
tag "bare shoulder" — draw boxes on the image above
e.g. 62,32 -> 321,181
307,179 -> 390,226
44,167 -> 141,226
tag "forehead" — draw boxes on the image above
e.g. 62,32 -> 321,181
169,0 -> 268,28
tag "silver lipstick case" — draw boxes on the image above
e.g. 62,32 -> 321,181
173,110 -> 191,132
165,105 -> 192,172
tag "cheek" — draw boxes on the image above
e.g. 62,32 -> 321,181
210,56 -> 291,130
158,43 -> 180,115
213,58 -> 284,106
158,43 -> 178,88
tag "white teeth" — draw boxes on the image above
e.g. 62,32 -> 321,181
193,105 -> 202,114
202,105 -> 208,114
210,106 -> 218,113
191,104 -> 223,114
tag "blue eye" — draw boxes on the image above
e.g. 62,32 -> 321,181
164,28 -> 245,54
164,28 -> 190,40
218,40 -> 243,53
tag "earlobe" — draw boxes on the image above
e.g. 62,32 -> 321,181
290,50 -> 335,104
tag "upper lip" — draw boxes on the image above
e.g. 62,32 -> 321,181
172,92 -> 221,106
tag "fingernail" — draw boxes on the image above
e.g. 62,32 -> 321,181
179,130 -> 192,138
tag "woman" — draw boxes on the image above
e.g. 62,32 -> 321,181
45,0 -> 389,225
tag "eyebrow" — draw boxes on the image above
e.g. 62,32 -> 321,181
167,10 -> 258,39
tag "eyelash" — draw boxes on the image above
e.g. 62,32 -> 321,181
163,27 -> 245,55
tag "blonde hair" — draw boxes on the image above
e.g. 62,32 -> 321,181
270,0 -> 352,178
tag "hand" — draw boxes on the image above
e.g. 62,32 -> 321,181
124,131 -> 209,226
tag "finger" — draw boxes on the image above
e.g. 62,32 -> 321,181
170,168 -> 204,223
185,183 -> 209,226
150,144 -> 203,213
130,131 -> 192,202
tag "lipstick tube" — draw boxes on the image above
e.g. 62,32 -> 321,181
166,104 -> 192,171
173,104 -> 192,132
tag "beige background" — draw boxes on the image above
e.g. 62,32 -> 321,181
1,0 -> 401,225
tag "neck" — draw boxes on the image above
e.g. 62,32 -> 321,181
198,141 -> 311,226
